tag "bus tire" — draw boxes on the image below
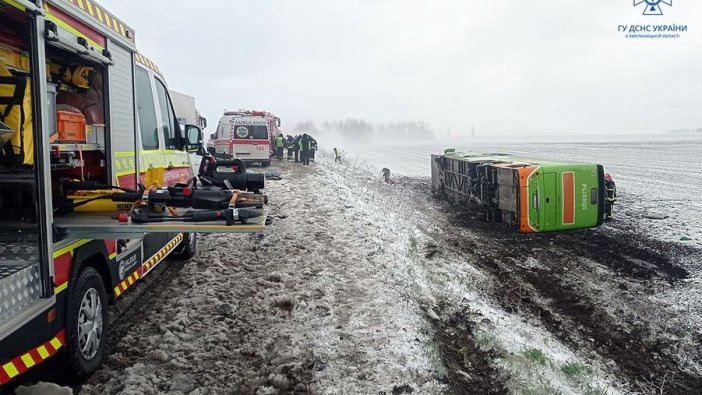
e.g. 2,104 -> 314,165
171,233 -> 197,260
66,266 -> 108,379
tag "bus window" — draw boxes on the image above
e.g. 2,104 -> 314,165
135,67 -> 158,150
154,79 -> 178,150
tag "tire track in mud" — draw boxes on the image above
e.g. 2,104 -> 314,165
441,211 -> 702,394
426,305 -> 508,395
104,259 -> 187,356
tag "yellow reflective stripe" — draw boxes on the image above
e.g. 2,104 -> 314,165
50,338 -> 62,350
20,353 -> 35,368
2,0 -> 25,11
37,346 -> 50,360
109,252 -> 117,260
85,0 -> 94,16
116,170 -> 137,177
2,362 -> 19,378
76,0 -> 84,10
54,282 -> 68,295
114,286 -> 122,297
95,6 -> 104,22
44,7 -> 105,51
53,239 -> 91,258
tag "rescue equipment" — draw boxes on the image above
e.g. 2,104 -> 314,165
0,61 -> 33,166
198,156 -> 265,192
56,104 -> 87,142
54,177 -> 267,226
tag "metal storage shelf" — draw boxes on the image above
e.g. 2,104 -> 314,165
53,210 -> 267,239
50,143 -> 103,152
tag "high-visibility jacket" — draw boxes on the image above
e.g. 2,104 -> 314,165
275,135 -> 285,148
0,62 -> 33,166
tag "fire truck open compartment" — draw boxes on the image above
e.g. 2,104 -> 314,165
0,5 -> 45,326
46,43 -> 109,189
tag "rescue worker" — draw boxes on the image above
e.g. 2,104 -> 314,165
382,167 -> 393,184
274,134 -> 286,159
604,173 -> 617,219
286,135 -> 294,160
293,134 -> 301,162
309,136 -> 318,162
300,134 -> 311,165
333,148 -> 342,164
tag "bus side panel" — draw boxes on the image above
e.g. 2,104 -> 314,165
108,41 -> 137,188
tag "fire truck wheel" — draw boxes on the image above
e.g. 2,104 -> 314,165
171,232 -> 197,260
66,266 -> 108,378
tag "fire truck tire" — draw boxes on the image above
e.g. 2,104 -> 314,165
66,266 -> 108,379
171,232 -> 197,260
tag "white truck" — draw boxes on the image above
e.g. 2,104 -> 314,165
169,90 -> 207,131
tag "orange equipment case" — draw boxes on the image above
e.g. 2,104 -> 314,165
56,110 -> 86,142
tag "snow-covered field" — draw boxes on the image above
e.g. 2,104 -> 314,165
344,134 -> 702,247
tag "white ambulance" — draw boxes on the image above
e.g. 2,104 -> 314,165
208,110 -> 281,167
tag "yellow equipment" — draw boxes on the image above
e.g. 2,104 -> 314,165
0,60 -> 33,166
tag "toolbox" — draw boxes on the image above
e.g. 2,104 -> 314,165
56,110 -> 87,142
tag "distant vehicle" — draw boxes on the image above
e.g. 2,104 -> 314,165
431,150 -> 610,233
207,110 -> 281,167
169,90 -> 207,132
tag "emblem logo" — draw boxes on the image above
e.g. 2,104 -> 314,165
236,126 -> 249,138
634,0 -> 672,16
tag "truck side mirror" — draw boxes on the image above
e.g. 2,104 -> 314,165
185,124 -> 203,153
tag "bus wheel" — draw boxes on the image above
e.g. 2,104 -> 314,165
66,266 -> 108,378
172,233 -> 197,260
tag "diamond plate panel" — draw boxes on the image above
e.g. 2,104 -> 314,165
0,261 -> 42,322
0,242 -> 39,264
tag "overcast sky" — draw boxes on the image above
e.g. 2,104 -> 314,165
100,0 -> 702,136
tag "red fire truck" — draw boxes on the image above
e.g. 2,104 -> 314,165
0,0 -> 265,387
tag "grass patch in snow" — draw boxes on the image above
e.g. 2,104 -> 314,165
561,361 -> 592,380
521,347 -> 549,366
475,331 -> 498,351
514,376 -> 564,395
407,235 -> 418,255
583,384 -> 610,395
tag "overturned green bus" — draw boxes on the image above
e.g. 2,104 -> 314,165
431,150 -> 610,233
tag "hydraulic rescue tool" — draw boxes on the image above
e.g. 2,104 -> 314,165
54,156 -> 268,225
198,155 -> 265,192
